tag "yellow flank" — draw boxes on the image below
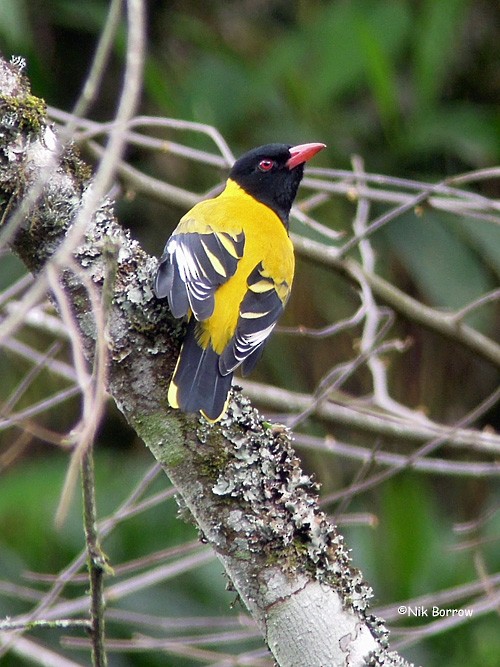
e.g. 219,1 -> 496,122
167,379 -> 179,408
179,179 -> 294,355
167,354 -> 181,407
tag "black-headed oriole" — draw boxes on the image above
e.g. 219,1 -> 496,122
154,142 -> 326,421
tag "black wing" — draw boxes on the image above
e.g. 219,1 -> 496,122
154,223 -> 245,321
219,262 -> 290,376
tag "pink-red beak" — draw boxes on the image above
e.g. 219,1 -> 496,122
286,142 -> 326,169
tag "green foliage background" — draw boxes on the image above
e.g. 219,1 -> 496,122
1,1 -> 499,665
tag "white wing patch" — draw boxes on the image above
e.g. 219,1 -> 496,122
154,228 -> 245,320
219,262 -> 290,376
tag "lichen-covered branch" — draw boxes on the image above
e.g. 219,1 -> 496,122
0,55 -> 413,666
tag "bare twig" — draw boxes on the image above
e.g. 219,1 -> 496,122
240,379 -> 500,453
81,447 -> 109,667
70,0 -> 124,120
291,233 -> 500,368
323,385 -> 500,503
295,433 -> 500,479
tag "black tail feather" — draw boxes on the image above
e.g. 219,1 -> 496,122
169,320 -> 232,421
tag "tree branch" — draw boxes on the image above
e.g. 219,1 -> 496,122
0,56 -> 412,666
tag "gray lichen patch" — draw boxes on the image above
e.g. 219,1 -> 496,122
203,390 -> 375,619
197,391 -> 398,657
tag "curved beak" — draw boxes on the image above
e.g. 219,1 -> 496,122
286,142 -> 326,169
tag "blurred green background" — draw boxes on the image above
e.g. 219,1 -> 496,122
1,1 -> 499,665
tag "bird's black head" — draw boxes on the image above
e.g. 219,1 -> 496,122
228,142 -> 325,225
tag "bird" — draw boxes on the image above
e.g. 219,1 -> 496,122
154,142 -> 326,421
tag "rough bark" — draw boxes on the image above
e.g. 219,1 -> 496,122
0,55 -> 413,667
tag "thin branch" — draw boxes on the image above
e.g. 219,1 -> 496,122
291,233 -> 500,368
11,550 -> 215,627
0,341 -> 62,415
349,155 -> 423,422
63,635 -> 272,666
240,379 -> 500,453
1,336 -> 76,382
4,301 -> 71,338
377,572 -> 500,622
0,385 -> 81,433
0,619 -> 92,632
86,138 -> 201,208
17,465 -> 167,629
277,299 -> 367,338
47,110 -> 235,166
304,169 -> 500,215
49,264 -> 107,526
392,590 -> 500,649
450,287 -> 500,323
0,272 -> 33,307
70,0 -> 124,120
0,634 -> 86,667
81,447 -> 109,667
287,306 -> 398,429
323,385 -> 500,503
295,433 -> 500,479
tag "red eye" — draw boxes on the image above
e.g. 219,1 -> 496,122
258,159 -> 274,172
